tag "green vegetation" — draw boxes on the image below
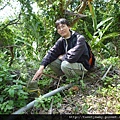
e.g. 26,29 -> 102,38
0,0 -> 120,114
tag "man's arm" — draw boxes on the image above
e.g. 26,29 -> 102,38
32,65 -> 44,81
62,35 -> 86,63
32,39 -> 64,81
41,38 -> 64,67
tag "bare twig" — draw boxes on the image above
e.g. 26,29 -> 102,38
78,0 -> 87,14
65,0 -> 72,9
73,4 -> 81,12
93,65 -> 113,92
48,97 -> 54,114
0,45 -> 20,49
48,76 -> 62,114
57,76 -> 62,88
71,0 -> 87,27
65,10 -> 87,18
0,12 -> 22,31
0,3 -> 8,10
43,73 -> 59,80
101,65 -> 112,80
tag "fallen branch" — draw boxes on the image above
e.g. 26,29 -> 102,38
101,65 -> 112,80
43,73 -> 59,80
48,97 -> 54,114
48,75 -> 61,114
94,65 -> 113,90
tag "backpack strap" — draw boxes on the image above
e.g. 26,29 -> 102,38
76,33 -> 95,68
85,41 -> 95,68
89,51 -> 93,66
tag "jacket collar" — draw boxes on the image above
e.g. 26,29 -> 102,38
62,30 -> 76,40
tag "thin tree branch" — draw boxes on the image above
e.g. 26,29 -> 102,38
0,45 -> 20,49
78,0 -> 87,14
70,0 -> 87,27
0,3 -> 8,10
0,12 -> 22,31
65,0 -> 72,9
65,10 -> 87,18
73,4 -> 81,12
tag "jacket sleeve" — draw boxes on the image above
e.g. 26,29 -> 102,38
41,39 -> 64,67
62,35 -> 86,63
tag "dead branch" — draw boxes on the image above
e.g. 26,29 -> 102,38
73,4 -> 81,12
65,10 -> 87,18
48,98 -> 54,114
43,73 -> 59,80
0,12 -> 22,31
78,0 -> 87,14
0,45 -> 21,67
65,0 -> 72,9
70,0 -> 88,27
0,45 -> 20,49
0,3 -> 8,10
95,65 -> 113,85
101,65 -> 112,80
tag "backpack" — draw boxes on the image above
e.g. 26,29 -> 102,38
75,33 -> 95,68
85,41 -> 95,68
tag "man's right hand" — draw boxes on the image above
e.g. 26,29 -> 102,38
58,54 -> 64,60
32,65 -> 44,81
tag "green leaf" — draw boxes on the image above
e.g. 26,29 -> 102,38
84,22 -> 93,39
15,38 -> 32,47
11,75 -> 17,78
101,32 -> 120,42
102,21 -> 113,36
0,97 -> 3,103
8,89 -> 14,97
97,17 -> 113,29
91,6 -> 97,32
0,78 -> 2,82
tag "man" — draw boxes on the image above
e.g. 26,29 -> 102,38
32,18 -> 92,81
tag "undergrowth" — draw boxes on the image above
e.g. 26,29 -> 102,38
0,51 -> 120,114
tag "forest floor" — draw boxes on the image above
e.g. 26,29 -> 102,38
28,62 -> 120,114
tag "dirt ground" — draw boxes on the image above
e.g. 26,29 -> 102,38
29,65 -> 120,114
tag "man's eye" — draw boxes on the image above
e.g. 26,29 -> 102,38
62,25 -> 65,27
57,25 -> 66,30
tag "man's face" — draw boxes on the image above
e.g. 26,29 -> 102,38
57,24 -> 71,38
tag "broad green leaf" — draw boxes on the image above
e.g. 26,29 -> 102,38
15,38 -> 31,47
84,22 -> 93,39
102,21 -> 113,36
97,17 -> 113,29
91,6 -> 97,32
8,89 -> 14,97
0,78 -> 2,82
101,32 -> 120,42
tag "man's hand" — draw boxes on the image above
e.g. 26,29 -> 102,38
58,54 -> 64,60
32,65 -> 44,81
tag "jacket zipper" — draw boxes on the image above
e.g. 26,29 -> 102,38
65,39 -> 68,54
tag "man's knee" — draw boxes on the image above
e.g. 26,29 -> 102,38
61,61 -> 70,72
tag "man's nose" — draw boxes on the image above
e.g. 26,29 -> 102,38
60,27 -> 64,30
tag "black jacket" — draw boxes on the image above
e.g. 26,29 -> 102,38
41,30 -> 91,70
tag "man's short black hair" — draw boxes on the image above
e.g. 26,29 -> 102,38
55,18 -> 70,28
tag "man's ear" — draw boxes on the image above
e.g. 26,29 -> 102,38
68,26 -> 71,29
